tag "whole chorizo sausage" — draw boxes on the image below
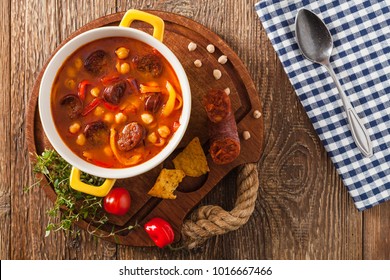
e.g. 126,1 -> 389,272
203,89 -> 240,165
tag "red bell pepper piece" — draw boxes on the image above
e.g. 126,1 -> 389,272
144,217 -> 174,248
103,101 -> 118,111
82,97 -> 103,116
90,159 -> 113,168
78,80 -> 91,100
101,75 -> 120,86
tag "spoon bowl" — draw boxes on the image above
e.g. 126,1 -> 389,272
295,9 -> 333,64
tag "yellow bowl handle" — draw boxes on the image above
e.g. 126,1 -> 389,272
119,9 -> 165,42
69,167 -> 116,197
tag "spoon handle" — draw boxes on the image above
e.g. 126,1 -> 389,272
324,63 -> 373,158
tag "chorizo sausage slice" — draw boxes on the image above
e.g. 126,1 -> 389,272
135,54 -> 163,77
117,122 -> 146,152
103,80 -> 127,105
84,50 -> 109,76
60,94 -> 83,119
84,121 -> 109,146
144,92 -> 163,113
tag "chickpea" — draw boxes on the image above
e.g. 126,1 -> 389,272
104,112 -> 114,123
76,133 -> 86,146
103,146 -> 113,157
90,87 -> 100,97
115,112 -> 127,124
253,110 -> 262,119
218,55 -> 228,64
74,57 -> 83,69
147,132 -> 158,144
141,113 -> 154,124
206,44 -> 215,53
157,125 -> 171,138
194,59 -> 202,68
94,106 -> 105,117
242,130 -> 251,140
69,122 -> 81,134
82,151 -> 92,160
188,42 -> 197,51
119,62 -> 130,74
213,69 -> 222,80
115,47 -> 130,59
64,79 -> 76,90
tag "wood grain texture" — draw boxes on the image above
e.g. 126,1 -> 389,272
0,0 -> 11,260
363,206 -> 390,259
1,0 -> 389,260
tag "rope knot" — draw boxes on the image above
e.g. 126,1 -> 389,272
181,163 -> 259,249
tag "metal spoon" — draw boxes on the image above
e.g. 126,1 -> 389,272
295,8 -> 373,158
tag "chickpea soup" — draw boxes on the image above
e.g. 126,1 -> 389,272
51,37 -> 183,168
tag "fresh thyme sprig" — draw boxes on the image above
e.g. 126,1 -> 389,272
30,149 -> 139,239
32,149 -> 107,236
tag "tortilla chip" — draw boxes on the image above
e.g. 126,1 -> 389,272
147,168 -> 186,199
173,137 -> 210,177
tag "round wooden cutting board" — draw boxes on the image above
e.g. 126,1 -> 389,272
26,11 -> 264,246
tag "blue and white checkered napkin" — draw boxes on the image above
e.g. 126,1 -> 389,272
255,0 -> 390,211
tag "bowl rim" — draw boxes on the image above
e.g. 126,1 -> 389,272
39,26 -> 191,179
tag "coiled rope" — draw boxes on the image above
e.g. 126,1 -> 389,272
181,163 -> 259,249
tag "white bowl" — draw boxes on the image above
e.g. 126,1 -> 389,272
39,26 -> 191,179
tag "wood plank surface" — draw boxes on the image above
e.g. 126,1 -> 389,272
364,205 -> 390,259
0,0 -> 11,261
1,0 -> 389,260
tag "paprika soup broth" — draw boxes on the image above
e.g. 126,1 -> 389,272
51,37 -> 183,169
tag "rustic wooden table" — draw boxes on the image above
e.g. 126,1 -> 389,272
1,0 -> 389,260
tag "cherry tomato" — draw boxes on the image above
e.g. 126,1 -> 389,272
103,187 -> 131,216
144,217 -> 174,248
